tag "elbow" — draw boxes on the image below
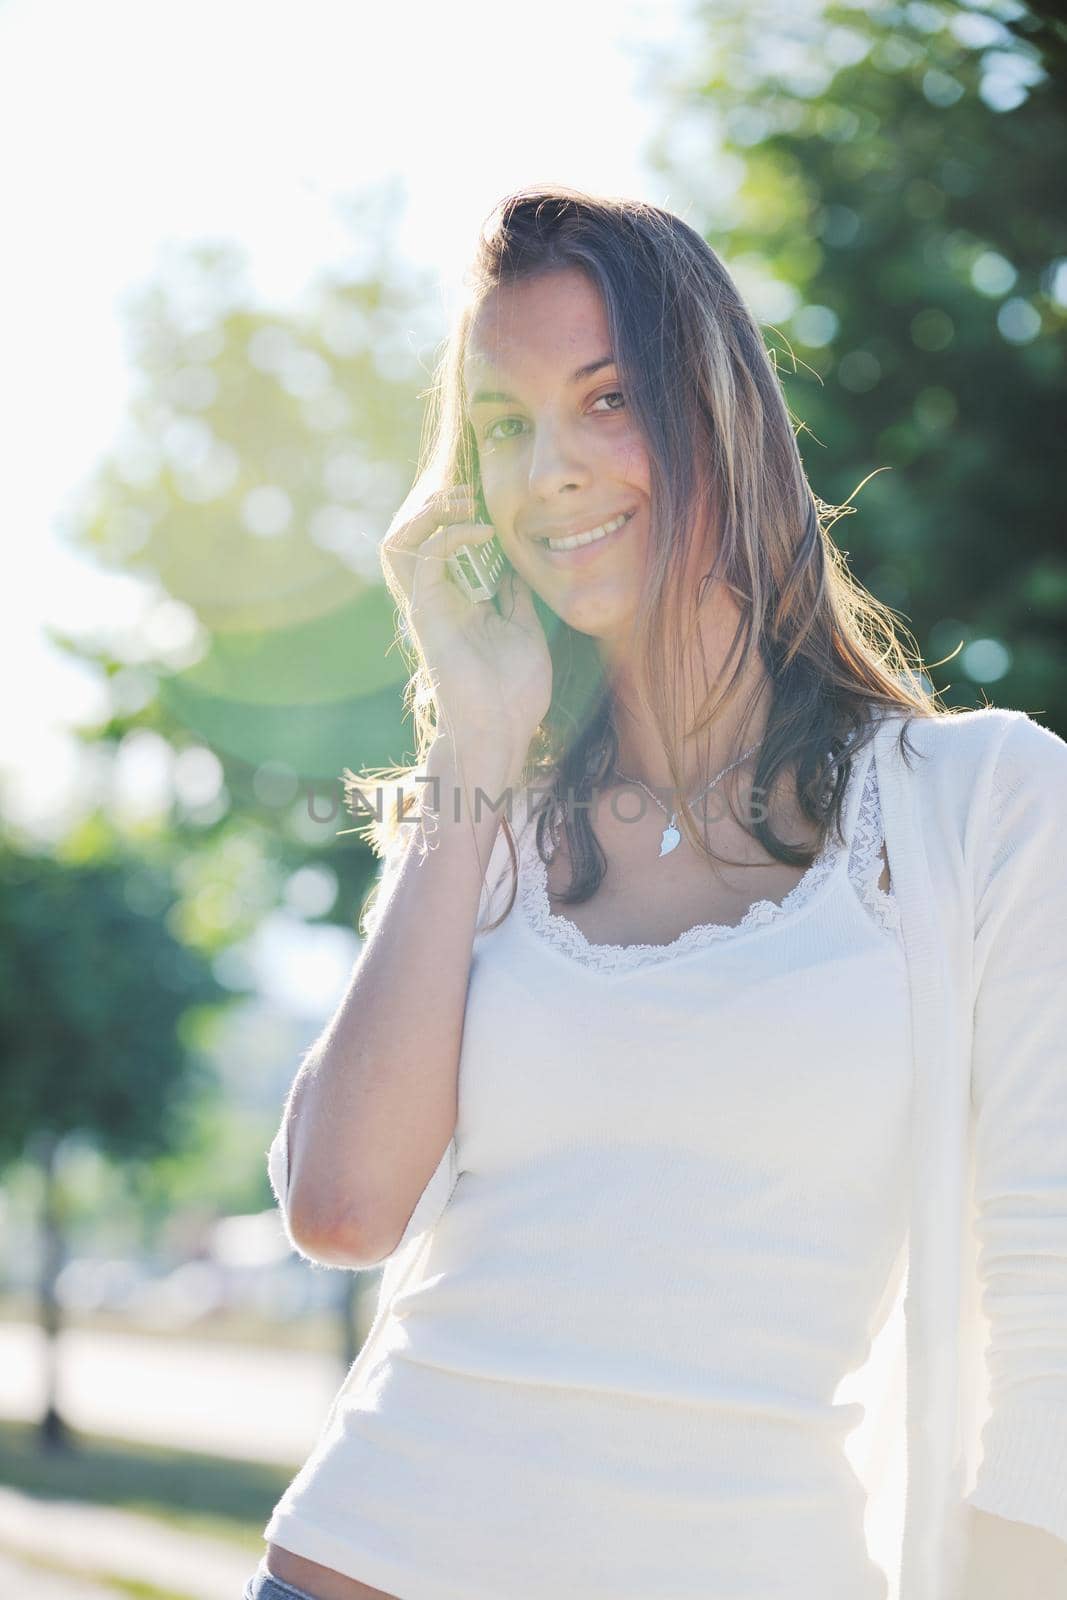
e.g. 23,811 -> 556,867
286,1199 -> 403,1271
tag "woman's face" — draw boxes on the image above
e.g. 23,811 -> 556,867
464,267 -> 653,643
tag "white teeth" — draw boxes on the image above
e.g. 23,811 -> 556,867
544,511 -> 629,552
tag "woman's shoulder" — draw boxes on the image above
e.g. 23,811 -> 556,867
871,703 -> 1067,852
872,702 -> 1061,782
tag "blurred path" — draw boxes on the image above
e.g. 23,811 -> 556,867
0,1545 -> 127,1598
0,1485 -> 259,1600
0,1319 -> 343,1464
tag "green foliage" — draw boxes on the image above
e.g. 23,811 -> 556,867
652,0 -> 1066,725
61,202 -> 445,932
0,839 -> 236,1170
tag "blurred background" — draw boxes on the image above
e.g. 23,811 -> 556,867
1,0 -> 1063,1594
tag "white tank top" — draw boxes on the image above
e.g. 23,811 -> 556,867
264,736 -> 911,1600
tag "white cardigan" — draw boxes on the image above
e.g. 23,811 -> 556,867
860,703 -> 1067,1599
269,703 -> 1067,1600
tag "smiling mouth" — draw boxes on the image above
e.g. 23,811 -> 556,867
537,507 -> 637,553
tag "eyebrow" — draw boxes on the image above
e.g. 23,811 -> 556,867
465,354 -> 617,409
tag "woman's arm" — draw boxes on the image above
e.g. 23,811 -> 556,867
964,713 -> 1067,1563
273,733 -> 521,1267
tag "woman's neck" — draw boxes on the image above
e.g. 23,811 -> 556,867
608,653 -> 773,800
593,575 -> 774,793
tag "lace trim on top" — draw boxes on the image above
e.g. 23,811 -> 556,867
517,747 -> 899,972
850,759 -> 901,938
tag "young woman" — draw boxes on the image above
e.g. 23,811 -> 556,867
245,189 -> 1067,1600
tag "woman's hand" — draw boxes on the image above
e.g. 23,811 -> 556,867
380,481 -> 553,773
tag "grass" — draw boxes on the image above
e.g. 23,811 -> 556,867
0,1542 -> 197,1600
0,1417 -> 291,1553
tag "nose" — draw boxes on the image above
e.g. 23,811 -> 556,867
526,419 -> 593,502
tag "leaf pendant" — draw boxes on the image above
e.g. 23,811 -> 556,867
659,822 -> 682,856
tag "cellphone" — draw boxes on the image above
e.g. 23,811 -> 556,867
445,483 -> 509,603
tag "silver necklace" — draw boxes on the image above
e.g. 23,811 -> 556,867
611,742 -> 763,859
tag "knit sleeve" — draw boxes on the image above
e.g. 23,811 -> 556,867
964,711 -> 1067,1547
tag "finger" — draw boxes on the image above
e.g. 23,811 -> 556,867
384,485 -> 477,550
382,498 -> 485,604
414,519 -> 498,565
405,523 -> 501,622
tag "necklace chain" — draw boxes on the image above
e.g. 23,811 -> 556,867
611,741 -> 764,859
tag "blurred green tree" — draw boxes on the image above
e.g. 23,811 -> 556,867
0,837 -> 238,1449
40,183 -> 441,1370
649,0 -> 1066,727
59,181 -> 441,937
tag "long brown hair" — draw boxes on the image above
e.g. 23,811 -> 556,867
345,184 -> 954,936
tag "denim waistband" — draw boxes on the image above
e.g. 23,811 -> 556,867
243,1557 -> 330,1600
